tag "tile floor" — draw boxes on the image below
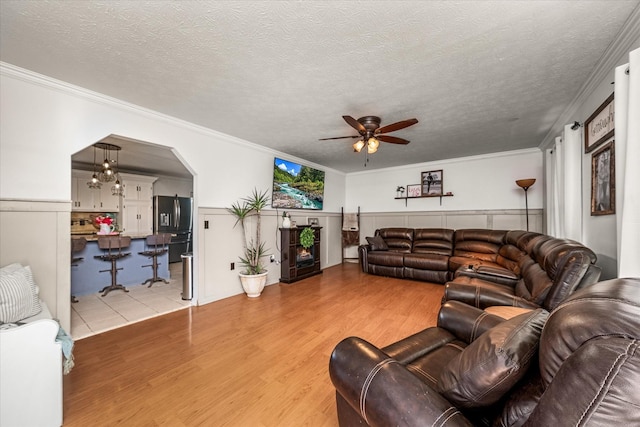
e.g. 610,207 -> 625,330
70,262 -> 191,340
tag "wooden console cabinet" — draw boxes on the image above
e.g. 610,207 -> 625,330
279,226 -> 322,283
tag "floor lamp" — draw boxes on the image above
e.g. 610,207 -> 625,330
516,179 -> 536,231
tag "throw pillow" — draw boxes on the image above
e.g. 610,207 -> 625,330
366,236 -> 388,251
0,264 -> 42,323
437,308 -> 549,408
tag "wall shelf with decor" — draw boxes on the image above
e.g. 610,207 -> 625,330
395,194 -> 454,206
395,170 -> 452,206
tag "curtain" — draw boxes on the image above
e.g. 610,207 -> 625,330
546,128 -> 582,241
615,48 -> 640,277
546,137 -> 563,236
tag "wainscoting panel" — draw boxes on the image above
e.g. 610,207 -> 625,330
445,214 -> 489,229
0,199 -> 71,331
407,215 -> 446,228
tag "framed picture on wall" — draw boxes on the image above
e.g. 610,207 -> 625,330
406,184 -> 421,198
421,170 -> 443,196
584,93 -> 614,153
590,140 -> 615,216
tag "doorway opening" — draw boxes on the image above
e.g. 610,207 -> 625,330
70,135 -> 195,339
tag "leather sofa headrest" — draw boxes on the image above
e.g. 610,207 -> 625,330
538,277 -> 640,385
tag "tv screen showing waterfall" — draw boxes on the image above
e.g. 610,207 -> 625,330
272,157 -> 325,210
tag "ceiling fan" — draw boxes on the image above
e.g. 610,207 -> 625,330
319,115 -> 419,154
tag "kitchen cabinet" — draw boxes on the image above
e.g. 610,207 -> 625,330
71,172 -> 98,210
71,171 -> 120,211
121,200 -> 153,236
99,184 -> 120,211
119,173 -> 157,235
121,173 -> 155,201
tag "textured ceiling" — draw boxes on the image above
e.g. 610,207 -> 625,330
1,1 -> 638,173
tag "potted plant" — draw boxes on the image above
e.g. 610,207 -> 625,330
228,188 -> 270,297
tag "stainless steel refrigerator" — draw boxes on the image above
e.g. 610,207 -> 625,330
153,195 -> 193,263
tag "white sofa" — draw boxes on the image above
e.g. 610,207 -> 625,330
1,261 -> 64,427
0,301 -> 63,427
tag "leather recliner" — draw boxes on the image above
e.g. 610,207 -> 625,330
329,278 -> 640,426
443,235 -> 600,311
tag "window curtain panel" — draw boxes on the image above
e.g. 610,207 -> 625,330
614,48 -> 640,277
546,127 -> 582,241
545,137 -> 564,237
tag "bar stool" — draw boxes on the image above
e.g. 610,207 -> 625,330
139,233 -> 172,287
71,237 -> 87,303
94,235 -> 131,297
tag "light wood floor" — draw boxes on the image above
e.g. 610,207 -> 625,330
63,263 -> 445,426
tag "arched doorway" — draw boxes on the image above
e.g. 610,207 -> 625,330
70,135 -> 195,339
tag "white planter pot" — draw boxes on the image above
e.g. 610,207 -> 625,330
239,271 -> 268,297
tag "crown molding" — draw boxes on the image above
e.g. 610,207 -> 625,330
347,147 -> 542,177
538,4 -> 640,150
0,62 -> 342,176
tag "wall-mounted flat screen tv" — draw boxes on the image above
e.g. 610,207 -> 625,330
272,157 -> 325,210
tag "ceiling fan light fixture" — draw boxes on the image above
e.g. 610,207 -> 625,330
353,139 -> 365,152
367,139 -> 379,154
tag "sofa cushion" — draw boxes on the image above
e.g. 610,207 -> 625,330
412,228 -> 454,256
366,236 -> 388,251
0,264 -> 42,323
403,253 -> 449,271
376,228 -> 413,253
437,308 -> 549,408
367,251 -> 404,267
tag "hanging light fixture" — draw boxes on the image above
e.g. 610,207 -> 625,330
111,148 -> 124,196
352,139 -> 365,152
87,145 -> 103,189
99,143 -> 116,183
87,142 -> 121,187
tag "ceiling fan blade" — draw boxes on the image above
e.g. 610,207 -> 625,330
342,115 -> 366,134
377,135 -> 410,144
376,118 -> 418,134
318,135 -> 360,141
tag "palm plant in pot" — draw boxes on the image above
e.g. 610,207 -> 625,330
228,188 -> 270,297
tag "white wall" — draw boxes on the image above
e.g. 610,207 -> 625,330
546,35 -> 640,279
345,149 -> 543,213
0,65 -> 345,210
0,64 -> 346,326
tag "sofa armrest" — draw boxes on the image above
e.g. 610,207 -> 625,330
358,244 -> 371,272
444,280 -> 540,310
437,301 -> 506,343
1,318 -> 63,427
454,265 -> 519,287
330,336 -> 473,427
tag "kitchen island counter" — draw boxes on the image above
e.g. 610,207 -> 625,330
71,236 -> 170,296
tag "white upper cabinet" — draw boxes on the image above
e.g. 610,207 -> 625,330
119,173 -> 157,235
71,172 -> 99,211
121,173 -> 156,202
99,184 -> 120,211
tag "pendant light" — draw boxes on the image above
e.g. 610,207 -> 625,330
87,142 -> 122,188
87,145 -> 102,189
111,149 -> 124,196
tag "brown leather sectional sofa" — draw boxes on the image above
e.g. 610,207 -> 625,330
329,278 -> 640,426
359,228 -> 601,311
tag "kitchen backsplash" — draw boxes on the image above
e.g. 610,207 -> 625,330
71,212 -> 118,234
